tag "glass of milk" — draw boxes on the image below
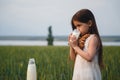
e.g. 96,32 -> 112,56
70,29 -> 80,42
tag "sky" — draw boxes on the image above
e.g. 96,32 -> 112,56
0,0 -> 120,36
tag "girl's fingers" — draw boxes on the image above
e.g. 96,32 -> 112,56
68,33 -> 72,41
68,34 -> 72,46
71,35 -> 77,41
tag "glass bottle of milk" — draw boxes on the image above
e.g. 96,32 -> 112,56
27,58 -> 37,80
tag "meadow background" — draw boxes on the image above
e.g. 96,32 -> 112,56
0,46 -> 120,80
1,0 -> 120,80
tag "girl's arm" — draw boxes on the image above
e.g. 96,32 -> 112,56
69,46 -> 76,61
70,35 -> 98,61
68,33 -> 76,61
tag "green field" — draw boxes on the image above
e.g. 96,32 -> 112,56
0,46 -> 120,80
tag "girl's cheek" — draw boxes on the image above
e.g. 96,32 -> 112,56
76,27 -> 81,32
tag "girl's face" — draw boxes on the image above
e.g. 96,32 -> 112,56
73,20 -> 92,35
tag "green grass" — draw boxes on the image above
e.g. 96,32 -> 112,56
0,46 -> 120,80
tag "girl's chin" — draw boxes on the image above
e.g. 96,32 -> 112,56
81,33 -> 84,35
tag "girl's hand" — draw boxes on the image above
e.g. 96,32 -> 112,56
68,33 -> 72,42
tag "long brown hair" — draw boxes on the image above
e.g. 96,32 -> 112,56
71,9 -> 103,68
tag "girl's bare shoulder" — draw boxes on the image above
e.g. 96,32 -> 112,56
89,34 -> 99,47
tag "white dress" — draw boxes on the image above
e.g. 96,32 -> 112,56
72,35 -> 101,80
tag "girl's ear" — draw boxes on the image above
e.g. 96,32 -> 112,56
87,20 -> 92,27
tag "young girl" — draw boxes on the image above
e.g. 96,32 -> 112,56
68,9 -> 103,80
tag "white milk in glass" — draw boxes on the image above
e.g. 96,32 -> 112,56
70,29 -> 80,42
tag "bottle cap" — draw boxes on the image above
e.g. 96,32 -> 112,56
29,58 -> 35,64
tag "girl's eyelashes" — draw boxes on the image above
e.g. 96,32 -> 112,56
76,24 -> 81,27
74,24 -> 80,27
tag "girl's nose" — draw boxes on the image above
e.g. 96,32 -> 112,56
76,27 -> 79,30
76,28 -> 80,31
